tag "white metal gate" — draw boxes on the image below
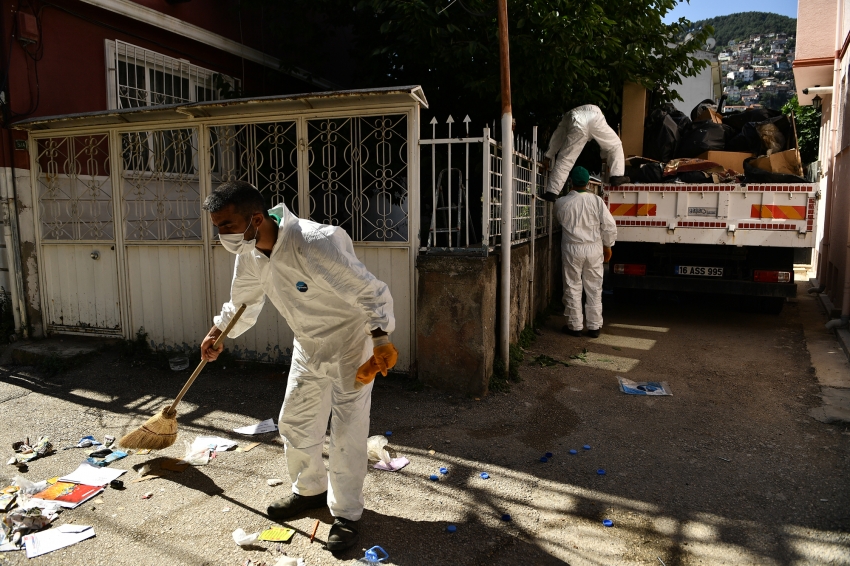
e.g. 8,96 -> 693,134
27,89 -> 423,371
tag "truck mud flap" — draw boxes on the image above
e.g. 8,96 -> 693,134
611,275 -> 797,297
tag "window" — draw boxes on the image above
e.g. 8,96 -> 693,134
106,40 -> 238,109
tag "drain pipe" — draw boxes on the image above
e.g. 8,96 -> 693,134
497,0 -> 513,370
529,127 -> 537,327
826,0 -> 849,330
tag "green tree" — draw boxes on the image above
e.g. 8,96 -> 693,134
691,12 -> 796,47
249,0 -> 713,129
782,95 -> 822,165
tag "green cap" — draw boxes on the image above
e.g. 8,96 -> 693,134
570,166 -> 590,188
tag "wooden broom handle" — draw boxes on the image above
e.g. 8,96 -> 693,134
167,303 -> 247,412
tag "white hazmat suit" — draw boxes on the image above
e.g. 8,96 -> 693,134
545,105 -> 625,197
555,191 -> 617,331
215,203 -> 394,521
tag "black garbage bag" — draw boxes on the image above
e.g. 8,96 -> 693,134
722,108 -> 781,133
676,122 -> 735,158
743,157 -> 806,183
690,99 -> 717,121
627,162 -> 664,183
665,104 -> 692,133
727,115 -> 792,154
643,109 -> 680,162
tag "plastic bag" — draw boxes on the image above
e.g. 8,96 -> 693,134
232,528 -> 259,547
179,438 -> 213,466
12,476 -> 47,496
366,435 -> 391,464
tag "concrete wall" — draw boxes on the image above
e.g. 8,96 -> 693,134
672,51 -> 719,117
796,0 -> 838,61
416,233 -> 560,395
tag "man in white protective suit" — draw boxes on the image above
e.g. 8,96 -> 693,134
541,104 -> 629,203
554,167 -> 617,338
200,181 -> 397,552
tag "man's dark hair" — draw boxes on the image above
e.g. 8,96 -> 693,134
202,181 -> 269,217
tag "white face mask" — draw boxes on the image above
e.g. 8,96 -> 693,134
219,217 -> 259,255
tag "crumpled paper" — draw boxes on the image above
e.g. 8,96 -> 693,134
232,528 -> 259,547
12,437 -> 52,464
367,435 -> 408,471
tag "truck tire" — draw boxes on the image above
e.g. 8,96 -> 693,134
759,297 -> 785,315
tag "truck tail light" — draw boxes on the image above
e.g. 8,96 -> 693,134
613,263 -> 647,276
753,270 -> 791,283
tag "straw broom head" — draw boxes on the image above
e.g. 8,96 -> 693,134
119,407 -> 179,450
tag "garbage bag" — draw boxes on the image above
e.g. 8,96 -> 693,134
690,99 -> 717,121
627,162 -> 664,183
727,115 -> 791,154
722,108 -> 781,133
743,157 -> 806,183
643,110 -> 680,162
676,122 -> 735,158
366,435 -> 391,464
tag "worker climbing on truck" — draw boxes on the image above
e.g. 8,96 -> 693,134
555,166 -> 618,337
541,104 -> 630,202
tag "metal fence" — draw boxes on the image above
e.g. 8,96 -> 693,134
419,116 -> 552,252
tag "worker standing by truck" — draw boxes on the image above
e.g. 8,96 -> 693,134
555,167 -> 618,337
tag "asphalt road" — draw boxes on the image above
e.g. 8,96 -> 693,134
0,284 -> 848,565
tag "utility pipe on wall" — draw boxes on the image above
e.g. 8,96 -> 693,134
497,0 -> 513,370
837,0 -> 850,325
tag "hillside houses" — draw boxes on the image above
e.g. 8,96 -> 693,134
719,32 -> 796,110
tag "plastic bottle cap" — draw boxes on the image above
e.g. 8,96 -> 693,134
480,472 -> 490,479
545,452 -> 554,458
540,456 -> 548,463
501,514 -> 512,521
597,469 -> 606,475
447,525 -> 457,533
430,474 -> 439,481
602,519 -> 614,527
385,431 -> 392,436
569,449 -> 578,455
439,467 -> 448,474
583,445 -> 592,450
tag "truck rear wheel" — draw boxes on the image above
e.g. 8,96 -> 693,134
758,297 -> 785,315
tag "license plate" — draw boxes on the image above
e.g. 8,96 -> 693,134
676,265 -> 723,277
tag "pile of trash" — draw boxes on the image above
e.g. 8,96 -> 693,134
630,99 -> 806,184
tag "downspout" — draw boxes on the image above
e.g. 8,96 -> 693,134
529,126 -> 537,328
497,0 -> 513,370
825,0 -> 849,329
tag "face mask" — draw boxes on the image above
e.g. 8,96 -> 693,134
219,216 -> 259,255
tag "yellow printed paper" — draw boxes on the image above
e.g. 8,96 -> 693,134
258,527 -> 295,542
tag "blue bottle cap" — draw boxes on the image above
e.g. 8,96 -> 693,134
569,449 -> 577,455
540,456 -> 548,463
501,514 -> 512,521
439,467 -> 448,474
597,469 -> 606,475
430,474 -> 439,481
602,519 -> 614,527
447,525 -> 457,533
583,445 -> 592,450
545,452 -> 554,458
385,431 -> 392,436
480,472 -> 490,479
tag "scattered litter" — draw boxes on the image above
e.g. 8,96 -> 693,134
6,456 -> 15,466
309,519 -> 320,543
479,472 -> 490,479
31,482 -> 103,509
232,528 -> 259,547
222,507 -> 231,513
273,557 -> 305,566
160,458 -> 189,473
501,514 -> 512,522
617,377 -> 673,396
373,457 -> 408,472
820,498 -> 828,502
136,449 -> 152,455
429,475 -> 439,481
0,489 -> 16,512
2,505 -> 58,538
267,478 -> 284,487
603,519 -> 614,527
540,457 -> 548,463
357,545 -> 389,564
583,445 -> 591,450
545,452 -> 553,458
12,476 -> 47,496
179,439 -> 215,466
658,558 -> 667,566
22,525 -> 95,558
597,469 -> 606,475
446,525 -> 457,533
385,431 -> 392,436
86,450 -> 127,468
103,435 -> 115,448
233,418 -> 278,435
439,467 -> 448,475
236,442 -> 261,453
59,464 -> 126,486
12,437 -> 53,464
259,527 -> 295,542
87,448 -> 113,459
169,355 -> 190,371
428,450 -> 435,455
367,435 -> 391,464
141,492 -> 154,499
569,449 -> 578,455
109,480 -> 123,489
63,436 -> 101,450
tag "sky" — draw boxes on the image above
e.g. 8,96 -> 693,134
662,0 -> 798,23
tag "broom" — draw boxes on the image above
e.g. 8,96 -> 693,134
119,303 -> 247,450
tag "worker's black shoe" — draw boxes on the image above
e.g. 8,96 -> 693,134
327,517 -> 360,552
541,192 -> 558,202
561,325 -> 583,337
609,175 -> 630,186
267,491 -> 327,521
586,328 -> 601,338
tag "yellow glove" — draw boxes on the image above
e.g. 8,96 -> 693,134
603,246 -> 613,263
355,335 -> 398,388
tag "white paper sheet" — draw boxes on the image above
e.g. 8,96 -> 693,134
58,464 -> 126,486
233,418 -> 278,435
23,525 -> 95,558
193,436 -> 238,451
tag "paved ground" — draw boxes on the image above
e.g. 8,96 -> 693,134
1,282 -> 848,565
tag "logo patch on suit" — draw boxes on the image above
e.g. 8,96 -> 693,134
296,281 -> 308,293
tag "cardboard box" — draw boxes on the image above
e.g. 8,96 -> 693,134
697,151 -> 754,174
621,82 -> 648,158
750,149 -> 804,177
695,107 -> 723,124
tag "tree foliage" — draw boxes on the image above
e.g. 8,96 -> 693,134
783,95 -> 822,165
250,0 -> 712,131
691,12 -> 796,51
